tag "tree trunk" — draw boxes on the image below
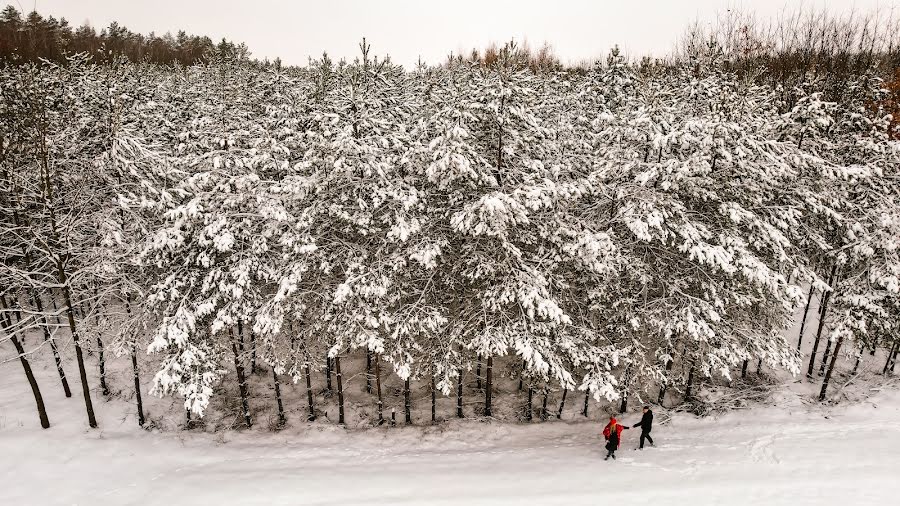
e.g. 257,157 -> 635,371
230,334 -> 252,428
883,343 -> 897,374
2,295 -> 50,428
741,359 -> 749,379
250,332 -> 258,374
582,392 -> 590,417
525,386 -> 533,421
404,377 -> 411,424
124,295 -> 144,426
819,335 -> 845,401
797,285 -> 816,351
685,364 -> 696,400
657,354 -> 675,405
484,355 -> 493,417
93,288 -> 109,396
375,353 -> 384,424
456,369 -> 464,418
541,392 -> 548,421
305,363 -> 316,421
334,355 -> 345,424
556,389 -> 567,419
807,283 -> 834,378
273,368 -> 286,427
32,291 -> 70,397
431,376 -> 437,424
819,338 -> 834,376
59,280 -> 97,428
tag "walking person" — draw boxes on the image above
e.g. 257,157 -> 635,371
631,405 -> 654,449
603,415 -> 628,460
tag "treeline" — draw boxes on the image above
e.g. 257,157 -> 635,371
0,5 -> 246,65
1,20 -> 899,432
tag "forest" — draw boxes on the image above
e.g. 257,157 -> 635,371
1,6 -> 899,432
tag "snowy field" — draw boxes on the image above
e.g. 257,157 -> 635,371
2,357 -> 899,506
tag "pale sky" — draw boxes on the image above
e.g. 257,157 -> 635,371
26,0 -> 898,67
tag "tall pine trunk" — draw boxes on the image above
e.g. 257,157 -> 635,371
431,376 -> 437,424
685,364 -> 696,400
475,355 -> 482,390
93,288 -> 109,396
59,279 -> 97,428
272,368 -> 286,427
741,359 -> 749,379
230,333 -> 252,428
335,355 -> 345,424
582,392 -> 590,417
525,385 -> 533,421
797,285 -> 816,350
556,389 -> 567,419
541,392 -> 548,421
484,355 -> 493,417
807,283 -> 835,378
819,335 -> 845,401
456,369 -> 464,418
2,294 -> 50,428
404,377 -> 411,424
32,291 -> 70,397
374,353 -> 384,423
819,338 -> 834,376
124,295 -> 144,426
305,363 -> 316,421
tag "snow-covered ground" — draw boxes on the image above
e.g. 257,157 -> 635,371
2,354 -> 899,506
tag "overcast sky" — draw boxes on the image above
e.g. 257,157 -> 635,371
28,0 -> 897,67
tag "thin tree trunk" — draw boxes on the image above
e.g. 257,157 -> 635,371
404,377 -> 411,424
32,291 -> 70,397
124,295 -> 144,426
883,343 -> 898,374
819,335 -> 845,401
59,280 -> 97,428
582,392 -> 590,417
456,369 -> 464,418
49,290 -> 61,326
250,331 -> 257,374
230,334 -> 252,428
272,368 -> 286,427
335,355 -> 345,424
819,338 -> 834,376
93,288 -> 109,396
557,389 -> 567,419
484,355 -> 493,417
525,386 -> 533,421
431,375 -> 437,424
375,353 -> 384,424
2,295 -> 50,428
741,359 -> 749,379
797,285 -> 816,350
305,363 -> 316,421
807,283 -> 834,378
541,392 -> 548,421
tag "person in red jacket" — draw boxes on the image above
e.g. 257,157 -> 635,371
603,415 -> 628,460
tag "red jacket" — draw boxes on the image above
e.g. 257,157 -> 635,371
603,419 -> 626,448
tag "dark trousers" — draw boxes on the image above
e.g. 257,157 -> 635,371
639,431 -> 654,448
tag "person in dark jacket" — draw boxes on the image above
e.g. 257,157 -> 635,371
631,406 -> 654,449
602,416 -> 628,460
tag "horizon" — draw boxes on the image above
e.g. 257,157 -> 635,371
18,0 -> 897,68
